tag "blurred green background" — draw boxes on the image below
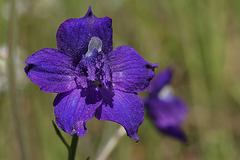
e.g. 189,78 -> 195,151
1,0 -> 240,159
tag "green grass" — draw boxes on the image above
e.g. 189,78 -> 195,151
1,0 -> 240,159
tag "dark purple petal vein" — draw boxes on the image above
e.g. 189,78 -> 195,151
109,46 -> 158,92
54,87 -> 102,137
95,89 -> 144,141
25,48 -> 78,93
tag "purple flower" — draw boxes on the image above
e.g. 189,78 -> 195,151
144,67 -> 188,142
24,7 -> 158,141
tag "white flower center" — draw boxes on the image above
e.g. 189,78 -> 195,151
158,85 -> 173,100
85,37 -> 102,57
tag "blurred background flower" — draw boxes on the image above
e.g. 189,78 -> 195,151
1,0 -> 240,160
144,67 -> 188,142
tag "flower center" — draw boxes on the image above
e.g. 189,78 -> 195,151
76,37 -> 112,89
85,37 -> 103,57
158,85 -> 173,100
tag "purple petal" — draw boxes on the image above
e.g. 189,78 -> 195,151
54,87 -> 102,137
145,95 -> 187,141
25,48 -> 78,93
109,46 -> 158,92
149,67 -> 173,96
95,89 -> 144,141
56,7 -> 112,63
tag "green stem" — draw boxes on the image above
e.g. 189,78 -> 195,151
68,134 -> 79,160
52,122 -> 79,160
52,121 -> 70,149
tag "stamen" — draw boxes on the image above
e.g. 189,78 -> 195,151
86,37 -> 102,57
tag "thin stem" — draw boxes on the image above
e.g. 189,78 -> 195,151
7,0 -> 28,159
52,122 -> 79,160
52,121 -> 70,150
95,126 -> 126,160
68,134 -> 79,160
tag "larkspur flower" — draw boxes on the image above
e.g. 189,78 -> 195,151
144,67 -> 188,142
25,7 -> 158,141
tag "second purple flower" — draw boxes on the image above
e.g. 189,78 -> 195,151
144,68 -> 188,142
